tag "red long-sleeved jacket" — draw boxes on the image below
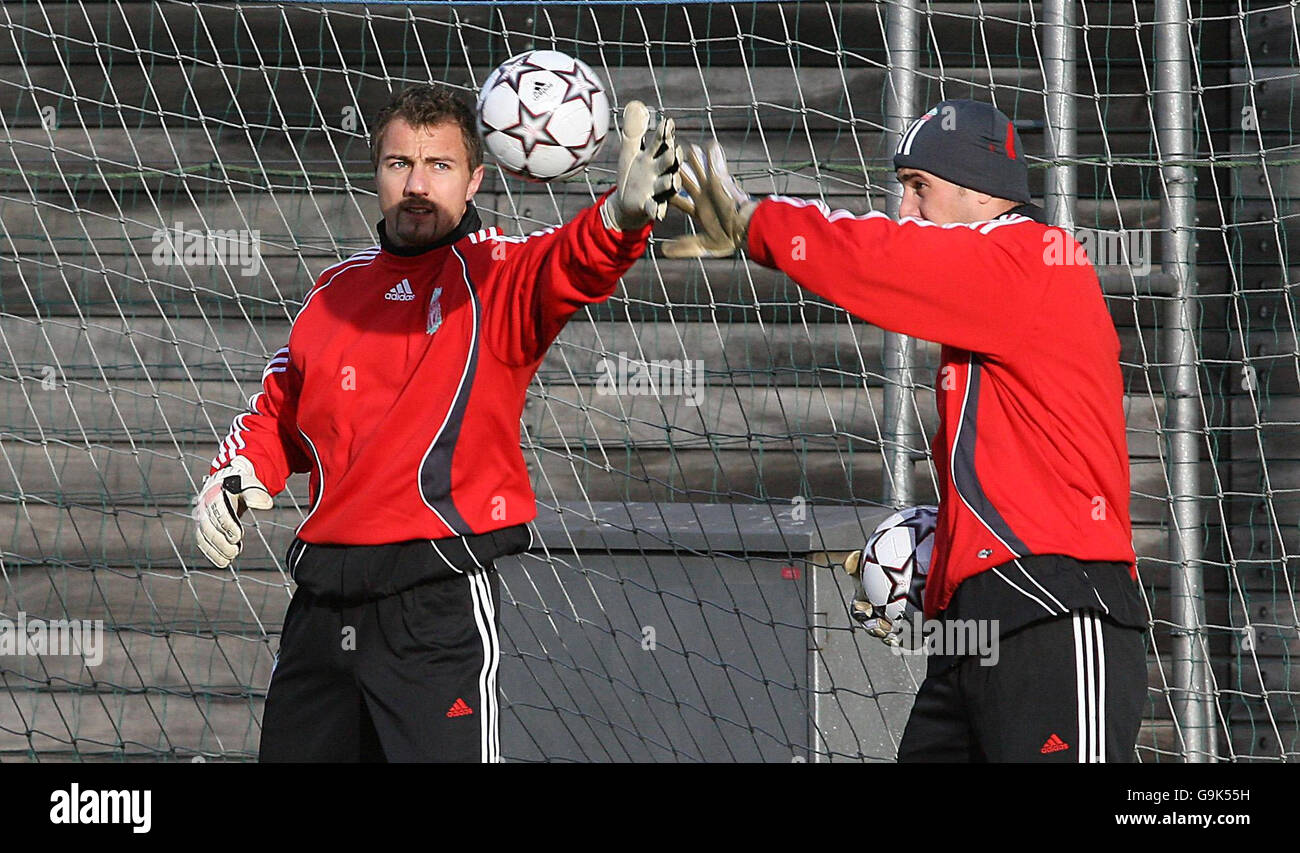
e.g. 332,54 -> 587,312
210,195 -> 650,544
746,195 -> 1137,617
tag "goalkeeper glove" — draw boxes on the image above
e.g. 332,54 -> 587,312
663,140 -> 759,259
600,100 -> 682,231
193,456 -> 273,568
842,506 -> 938,647
843,549 -> 909,647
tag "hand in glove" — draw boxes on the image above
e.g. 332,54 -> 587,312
663,140 -> 759,259
600,100 -> 681,231
844,548 -> 908,646
193,456 -> 273,568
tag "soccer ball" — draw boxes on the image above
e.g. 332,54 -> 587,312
476,50 -> 610,182
846,505 -> 939,635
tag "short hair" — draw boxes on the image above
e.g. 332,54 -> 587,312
369,84 -> 482,172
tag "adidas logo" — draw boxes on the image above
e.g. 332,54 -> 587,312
1040,733 -> 1070,754
446,697 -> 473,718
385,278 -> 415,301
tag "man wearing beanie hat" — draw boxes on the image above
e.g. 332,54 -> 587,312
666,100 -> 1148,762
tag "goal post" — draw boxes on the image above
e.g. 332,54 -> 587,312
0,0 -> 1295,762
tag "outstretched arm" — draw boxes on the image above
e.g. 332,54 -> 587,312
483,101 -> 681,365
744,196 -> 1044,356
665,141 -> 1045,357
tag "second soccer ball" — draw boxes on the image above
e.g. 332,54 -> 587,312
845,505 -> 939,642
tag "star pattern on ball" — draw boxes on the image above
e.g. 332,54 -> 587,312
494,53 -> 544,94
885,560 -> 913,605
501,99 -> 563,157
567,129 -> 604,167
554,64 -> 602,111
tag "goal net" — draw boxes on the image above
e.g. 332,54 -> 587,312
0,0 -> 1295,761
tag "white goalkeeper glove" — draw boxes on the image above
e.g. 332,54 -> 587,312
663,140 -> 759,259
600,100 -> 682,232
842,506 -> 938,647
844,549 -> 907,646
193,456 -> 273,568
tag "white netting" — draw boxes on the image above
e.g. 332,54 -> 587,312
0,0 -> 1294,761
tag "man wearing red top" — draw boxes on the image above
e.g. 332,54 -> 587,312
192,84 -> 680,761
667,100 -> 1148,762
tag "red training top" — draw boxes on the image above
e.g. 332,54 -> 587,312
209,194 -> 650,544
746,195 -> 1136,618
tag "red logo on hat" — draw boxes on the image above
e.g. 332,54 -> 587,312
1004,122 -> 1017,159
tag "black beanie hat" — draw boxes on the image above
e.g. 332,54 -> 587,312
892,99 -> 1030,204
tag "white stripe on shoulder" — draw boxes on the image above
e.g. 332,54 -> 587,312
978,215 -> 1033,234
300,250 -> 382,316
317,247 -> 381,278
767,194 -> 1036,234
487,225 -> 560,244
767,194 -> 892,224
901,214 -> 1035,232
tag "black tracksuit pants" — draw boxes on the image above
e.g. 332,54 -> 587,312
259,527 -> 528,763
897,609 -> 1148,762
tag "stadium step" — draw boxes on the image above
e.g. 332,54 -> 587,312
0,377 -> 1174,458
0,247 -> 1210,321
0,438 -> 1196,524
0,313 -> 1181,390
1,191 -> 1282,272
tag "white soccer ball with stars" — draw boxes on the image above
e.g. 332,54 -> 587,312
846,505 -> 939,639
476,49 -> 609,182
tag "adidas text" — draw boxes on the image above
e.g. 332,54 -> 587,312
1041,733 -> 1070,754
386,279 -> 416,301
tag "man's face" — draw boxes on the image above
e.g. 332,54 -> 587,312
896,167 -> 1014,225
376,119 -> 484,248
